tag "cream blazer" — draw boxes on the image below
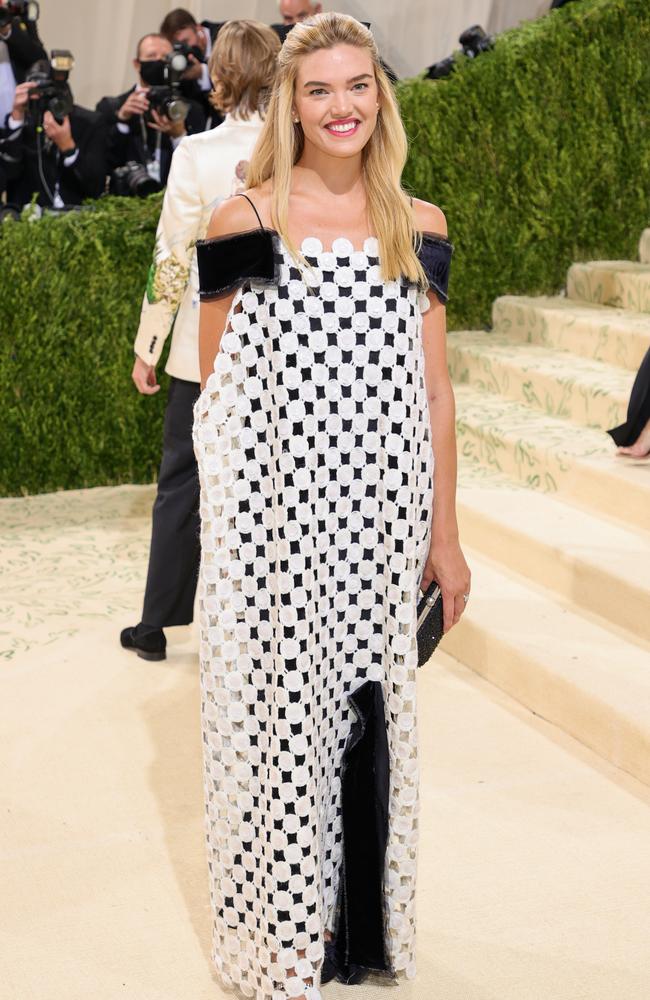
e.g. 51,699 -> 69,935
133,111 -> 264,383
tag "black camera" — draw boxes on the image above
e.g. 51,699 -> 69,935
426,55 -> 455,81
147,45 -> 190,123
0,0 -> 40,29
425,24 -> 495,80
171,39 -> 204,64
109,160 -> 161,198
26,50 -> 74,124
459,25 -> 495,59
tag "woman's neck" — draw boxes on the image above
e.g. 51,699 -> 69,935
294,145 -> 365,199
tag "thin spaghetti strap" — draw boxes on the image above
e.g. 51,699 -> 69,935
237,192 -> 264,231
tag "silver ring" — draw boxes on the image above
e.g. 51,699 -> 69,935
463,594 -> 469,603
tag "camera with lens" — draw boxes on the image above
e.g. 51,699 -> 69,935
170,39 -> 204,65
146,44 -> 190,123
109,160 -> 162,198
426,55 -> 455,81
0,0 -> 40,29
426,24 -> 494,80
459,25 -> 495,59
26,50 -> 74,124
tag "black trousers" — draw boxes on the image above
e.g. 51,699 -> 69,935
141,376 -> 201,628
608,348 -> 650,447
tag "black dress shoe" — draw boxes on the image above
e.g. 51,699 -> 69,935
322,939 -> 370,986
120,623 -> 166,661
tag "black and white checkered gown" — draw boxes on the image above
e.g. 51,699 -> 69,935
192,235 -> 435,1000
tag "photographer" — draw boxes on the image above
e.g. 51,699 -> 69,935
276,0 -> 322,25
0,1 -> 46,84
0,0 -> 46,127
96,33 -> 206,194
159,8 -> 222,129
1,55 -> 107,208
271,2 -> 398,81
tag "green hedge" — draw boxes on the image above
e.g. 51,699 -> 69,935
398,0 -> 650,330
1,0 -> 649,496
1,196 -> 166,496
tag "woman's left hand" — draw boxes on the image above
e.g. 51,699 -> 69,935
420,537 -> 471,634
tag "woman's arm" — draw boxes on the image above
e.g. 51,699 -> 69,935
200,288 -> 237,388
198,194 -> 262,388
414,199 -> 471,632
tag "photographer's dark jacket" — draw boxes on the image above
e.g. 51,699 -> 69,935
1,104 -> 107,208
180,74 -> 222,133
2,16 -> 47,85
96,87 -> 206,188
191,20 -> 224,130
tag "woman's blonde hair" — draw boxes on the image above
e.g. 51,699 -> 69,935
209,20 -> 280,119
247,12 -> 426,285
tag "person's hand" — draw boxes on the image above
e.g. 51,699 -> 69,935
147,107 -> 186,139
181,52 -> 203,82
42,111 -> 74,152
11,81 -> 38,122
420,536 -> 471,634
132,355 -> 160,395
117,88 -> 150,122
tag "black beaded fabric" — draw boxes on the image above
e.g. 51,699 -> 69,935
416,579 -> 444,666
192,232 -> 448,1000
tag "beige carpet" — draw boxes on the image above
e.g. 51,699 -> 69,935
3,485 -> 650,1000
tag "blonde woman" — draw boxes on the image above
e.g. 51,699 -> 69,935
193,12 -> 470,1000
121,21 -> 279,662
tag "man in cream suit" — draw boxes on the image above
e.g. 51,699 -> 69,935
121,20 -> 280,661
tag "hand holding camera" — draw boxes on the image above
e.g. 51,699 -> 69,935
147,106 -> 186,139
42,109 -> 74,152
181,51 -> 203,82
10,80 -> 38,122
117,87 -> 150,122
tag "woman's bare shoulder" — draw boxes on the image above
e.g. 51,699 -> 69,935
412,197 -> 447,237
205,182 -> 272,239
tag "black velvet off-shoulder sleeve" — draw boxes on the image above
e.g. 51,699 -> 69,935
195,228 -> 280,301
416,232 -> 454,304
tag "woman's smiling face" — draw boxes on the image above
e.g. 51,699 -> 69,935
293,44 -> 380,158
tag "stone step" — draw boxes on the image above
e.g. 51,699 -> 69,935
639,228 -> 650,265
456,475 -> 650,644
440,551 -> 650,786
567,261 -> 650,313
448,330 -> 632,431
492,295 -> 650,372
454,384 -> 650,531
